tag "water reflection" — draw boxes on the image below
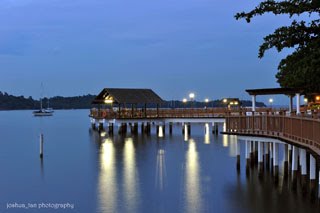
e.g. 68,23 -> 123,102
223,134 -> 229,147
156,149 -> 166,191
98,138 -> 117,213
229,135 -> 238,157
123,138 -> 139,212
185,139 -> 202,213
204,123 -> 210,144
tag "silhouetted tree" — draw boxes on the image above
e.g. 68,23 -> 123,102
235,0 -> 320,93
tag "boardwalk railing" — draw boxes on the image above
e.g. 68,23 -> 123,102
89,107 -> 276,119
90,108 -> 228,119
225,111 -> 320,155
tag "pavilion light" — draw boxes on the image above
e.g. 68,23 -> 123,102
104,99 -> 113,104
223,98 -> 227,103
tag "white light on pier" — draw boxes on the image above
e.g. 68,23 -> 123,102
204,98 -> 209,103
189,93 -> 195,101
183,98 -> 188,103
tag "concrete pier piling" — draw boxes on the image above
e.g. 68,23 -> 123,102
131,123 -> 138,135
250,141 -> 254,168
169,122 -> 173,134
270,143 -> 274,174
300,149 -> 308,193
273,143 -> 279,183
310,154 -> 317,199
236,141 -> 241,173
258,142 -> 264,178
141,122 -> 145,134
108,123 -> 114,135
40,133 -> 44,158
292,146 -> 299,190
264,142 -> 269,170
98,120 -> 104,131
284,144 -> 289,178
245,141 -> 250,175
118,123 -> 127,135
91,119 -> 96,130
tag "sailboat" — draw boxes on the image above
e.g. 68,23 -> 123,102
33,98 -> 53,116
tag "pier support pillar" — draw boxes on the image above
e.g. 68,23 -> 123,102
264,142 -> 269,170
205,123 -> 210,135
131,123 -> 138,135
169,122 -> 173,134
118,123 -> 127,135
254,142 -> 258,164
98,120 -> 104,131
300,149 -> 308,193
108,123 -> 114,135
146,122 -> 151,135
292,146 -> 299,190
250,141 -> 254,168
236,141 -> 241,173
212,123 -> 218,134
141,122 -> 145,134
270,143 -> 274,173
310,154 -> 317,199
284,144 -> 289,178
273,143 -> 279,183
258,142 -> 264,178
39,133 -> 44,159
245,140 -> 250,175
91,119 -> 96,130
158,124 -> 164,137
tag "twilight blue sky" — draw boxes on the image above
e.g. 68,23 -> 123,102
0,0 -> 296,104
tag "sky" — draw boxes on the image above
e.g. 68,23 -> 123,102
0,0 -> 297,104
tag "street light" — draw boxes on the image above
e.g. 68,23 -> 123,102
189,93 -> 195,101
205,98 -> 209,103
223,98 -> 227,103
182,98 -> 187,103
269,98 -> 273,108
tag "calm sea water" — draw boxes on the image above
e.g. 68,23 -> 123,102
0,110 -> 319,213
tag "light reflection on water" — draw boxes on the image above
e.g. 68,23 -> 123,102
185,139 -> 202,213
0,111 -> 319,213
98,138 -> 117,213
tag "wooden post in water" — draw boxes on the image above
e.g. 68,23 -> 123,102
40,133 -> 44,159
169,122 -> 173,135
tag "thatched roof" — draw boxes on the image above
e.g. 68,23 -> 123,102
92,88 -> 164,104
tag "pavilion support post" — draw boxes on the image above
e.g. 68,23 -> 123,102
131,104 -> 134,118
296,93 -> 301,115
145,122 -> 151,135
289,96 -> 293,113
187,123 -> 191,135
252,95 -> 256,112
157,104 -> 159,118
254,141 -> 258,165
144,104 -> 147,118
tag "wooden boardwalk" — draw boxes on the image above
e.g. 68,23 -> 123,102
225,111 -> 320,157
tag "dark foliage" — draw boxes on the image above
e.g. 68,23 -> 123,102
235,0 -> 320,93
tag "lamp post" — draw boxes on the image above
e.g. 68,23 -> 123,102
182,98 -> 187,109
205,98 -> 209,108
189,93 -> 195,108
269,98 -> 273,109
